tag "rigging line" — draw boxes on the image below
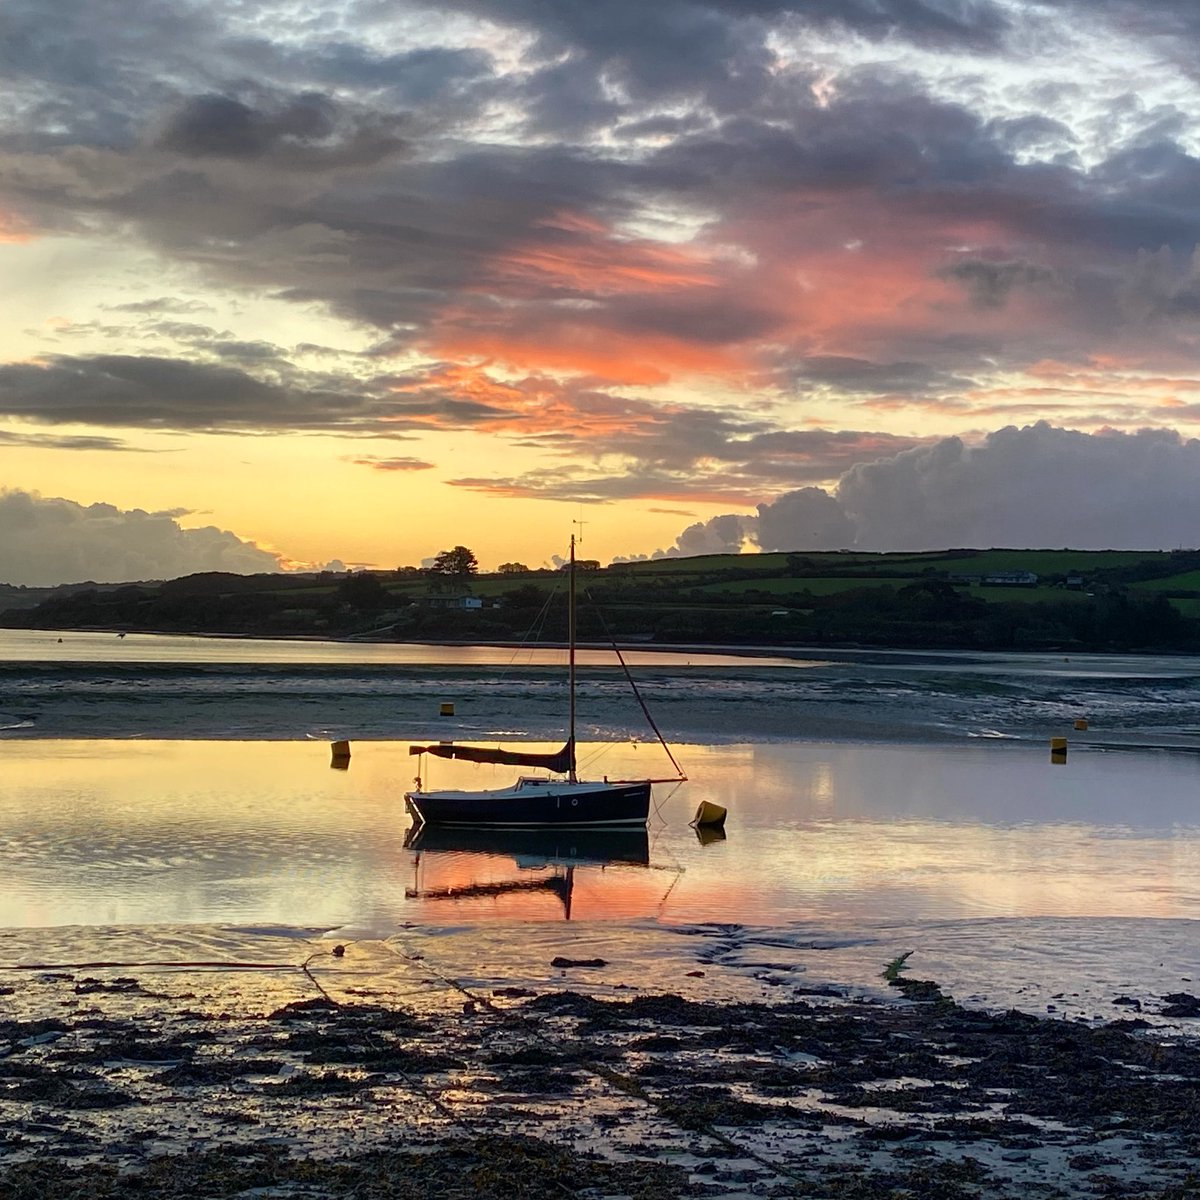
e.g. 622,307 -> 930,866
650,778 -> 686,824
583,588 -> 687,783
574,737 -> 632,773
494,578 -> 563,684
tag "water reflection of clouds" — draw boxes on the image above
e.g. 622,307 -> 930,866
2,739 -> 1200,930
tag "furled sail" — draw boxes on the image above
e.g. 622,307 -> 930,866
408,739 -> 574,774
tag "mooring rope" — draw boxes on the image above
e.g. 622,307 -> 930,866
380,935 -> 809,1188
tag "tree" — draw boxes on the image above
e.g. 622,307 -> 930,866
431,546 -> 479,580
498,562 -> 530,574
337,571 -> 387,610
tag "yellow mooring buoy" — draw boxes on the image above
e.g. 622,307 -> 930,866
1074,718 -> 1088,731
440,702 -> 455,717
1050,735 -> 1067,764
330,740 -> 351,769
690,800 -> 728,829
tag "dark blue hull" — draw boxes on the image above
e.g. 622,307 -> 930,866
404,824 -> 650,865
405,780 -> 651,829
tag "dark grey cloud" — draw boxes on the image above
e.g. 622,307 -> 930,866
448,415 -> 930,502
0,430 -> 146,451
743,423 -> 1200,552
938,259 -> 1058,308
791,357 -> 972,395
441,0 -> 1013,112
0,354 -> 509,433
1118,247 -> 1200,321
0,488 -> 281,586
755,486 -> 856,551
0,355 -> 348,430
4,0 -> 1200,452
0,3 -> 1192,383
103,296 -> 214,315
161,92 -> 329,158
299,43 -> 494,105
157,90 -> 410,169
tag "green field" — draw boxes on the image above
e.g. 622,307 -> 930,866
693,576 -> 899,596
913,550 -> 1164,574
971,586 -> 1089,605
1129,571 -> 1200,594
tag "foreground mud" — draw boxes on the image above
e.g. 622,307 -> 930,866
2,943 -> 1200,1199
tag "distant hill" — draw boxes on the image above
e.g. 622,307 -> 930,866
3,549 -> 1197,653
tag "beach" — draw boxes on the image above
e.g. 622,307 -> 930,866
2,632 -> 1200,1195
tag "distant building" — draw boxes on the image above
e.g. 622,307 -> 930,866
422,596 -> 484,610
983,571 -> 1039,587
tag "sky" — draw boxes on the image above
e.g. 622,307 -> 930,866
6,1 -> 1200,584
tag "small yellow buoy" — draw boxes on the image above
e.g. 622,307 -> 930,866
1050,736 -> 1068,751
440,702 -> 455,717
1074,718 -> 1088,731
330,739 -> 351,769
690,800 -> 727,829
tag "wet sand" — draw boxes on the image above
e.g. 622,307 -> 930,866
2,926 -> 1199,1198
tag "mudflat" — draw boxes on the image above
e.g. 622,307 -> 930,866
2,938 -> 1199,1199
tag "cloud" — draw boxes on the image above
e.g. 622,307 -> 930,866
754,486 -> 856,551
0,354 -> 517,434
658,512 -> 751,557
103,296 -> 214,315
2,0 -> 1198,411
350,456 -> 435,471
744,422 -> 1200,552
937,259 -> 1059,309
157,90 -> 410,169
0,430 -> 148,451
9,0 -> 1200,544
0,489 -> 283,586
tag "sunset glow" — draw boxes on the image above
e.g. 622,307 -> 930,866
6,1 -> 1200,582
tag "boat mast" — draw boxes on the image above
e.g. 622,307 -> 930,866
568,531 -> 577,782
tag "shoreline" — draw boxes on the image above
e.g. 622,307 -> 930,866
10,623 -> 1200,665
2,926 -> 1199,1198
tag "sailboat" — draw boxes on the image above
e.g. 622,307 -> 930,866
404,535 -> 685,829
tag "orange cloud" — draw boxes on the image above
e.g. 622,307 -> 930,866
490,241 -> 718,296
491,208 -> 720,296
430,322 -> 738,386
393,362 -> 683,437
421,208 -> 751,384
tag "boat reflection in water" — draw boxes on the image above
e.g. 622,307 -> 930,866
403,825 -> 660,921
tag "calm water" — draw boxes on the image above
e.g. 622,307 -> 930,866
3,738 -> 1198,930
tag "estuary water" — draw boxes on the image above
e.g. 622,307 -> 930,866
2,628 -> 1199,746
2,629 -> 1199,1020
